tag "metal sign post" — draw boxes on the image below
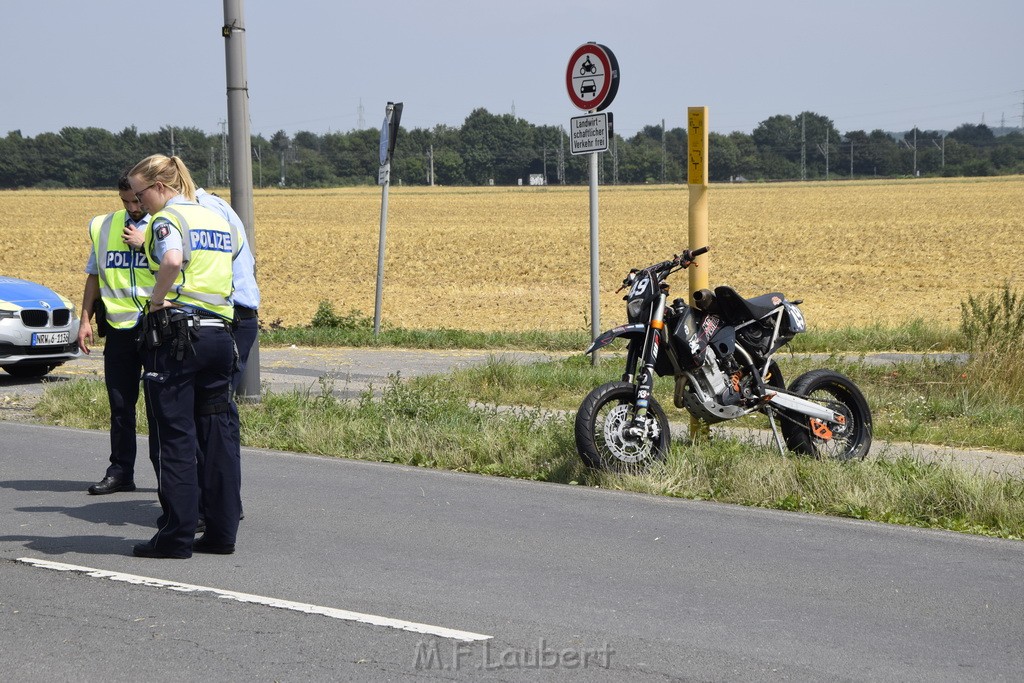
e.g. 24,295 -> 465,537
566,43 -> 619,365
374,101 -> 402,337
588,150 -> 600,363
568,113 -> 613,365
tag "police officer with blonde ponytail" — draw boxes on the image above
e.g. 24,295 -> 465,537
128,154 -> 241,559
79,171 -> 153,496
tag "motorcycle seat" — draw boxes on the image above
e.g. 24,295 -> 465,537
714,286 -> 786,323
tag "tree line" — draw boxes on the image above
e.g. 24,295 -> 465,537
2,108 -> 1022,190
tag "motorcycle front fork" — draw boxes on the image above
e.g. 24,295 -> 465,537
628,295 -> 667,436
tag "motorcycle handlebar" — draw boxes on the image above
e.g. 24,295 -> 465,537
668,245 -> 710,269
619,247 -> 711,290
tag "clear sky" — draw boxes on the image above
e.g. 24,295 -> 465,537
2,0 -> 1021,140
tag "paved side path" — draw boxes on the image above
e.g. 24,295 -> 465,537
1,346 -> 1020,476
4,346 -> 567,399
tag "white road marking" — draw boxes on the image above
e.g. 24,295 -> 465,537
18,557 -> 491,642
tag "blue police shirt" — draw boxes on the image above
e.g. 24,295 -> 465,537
196,188 -> 260,310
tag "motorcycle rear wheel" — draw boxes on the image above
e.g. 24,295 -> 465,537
574,381 -> 671,472
780,369 -> 872,461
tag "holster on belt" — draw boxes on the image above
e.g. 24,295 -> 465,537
94,299 -> 109,338
141,307 -> 198,361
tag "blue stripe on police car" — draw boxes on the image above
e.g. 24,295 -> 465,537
0,277 -> 67,309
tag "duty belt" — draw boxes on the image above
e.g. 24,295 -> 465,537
190,308 -> 231,328
233,305 -> 258,320
142,308 -> 230,360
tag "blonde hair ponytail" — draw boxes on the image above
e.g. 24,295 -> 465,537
169,156 -> 197,201
129,154 -> 198,201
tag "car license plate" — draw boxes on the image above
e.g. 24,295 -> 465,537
32,331 -> 69,346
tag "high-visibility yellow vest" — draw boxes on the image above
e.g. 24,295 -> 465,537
144,203 -> 239,320
89,209 -> 154,329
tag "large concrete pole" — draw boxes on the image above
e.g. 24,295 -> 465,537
223,0 -> 260,399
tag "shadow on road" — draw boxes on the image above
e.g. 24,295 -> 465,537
0,533 -> 142,557
1,478 -> 99,493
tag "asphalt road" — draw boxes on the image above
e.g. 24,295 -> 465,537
2,421 -> 1023,681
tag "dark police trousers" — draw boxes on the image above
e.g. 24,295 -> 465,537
231,305 -> 259,394
141,316 -> 241,555
103,324 -> 144,481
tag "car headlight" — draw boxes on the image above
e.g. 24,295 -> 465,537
0,309 -> 17,319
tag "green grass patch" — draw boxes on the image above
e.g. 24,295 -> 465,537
259,325 -> 592,351
440,352 -> 1024,453
258,301 -> 593,351
786,318 -> 961,353
617,439 -> 1023,539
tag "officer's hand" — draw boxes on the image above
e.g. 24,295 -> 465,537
123,226 -> 145,250
77,319 -> 92,355
148,299 -> 174,313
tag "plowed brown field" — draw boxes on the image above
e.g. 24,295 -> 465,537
2,176 -> 1022,332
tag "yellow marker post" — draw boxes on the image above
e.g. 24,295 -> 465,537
687,106 -> 710,442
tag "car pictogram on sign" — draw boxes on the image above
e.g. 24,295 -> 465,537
580,80 -> 597,96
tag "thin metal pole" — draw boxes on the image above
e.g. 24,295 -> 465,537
373,103 -> 396,336
589,150 -> 600,365
223,0 -> 260,399
374,176 -> 389,336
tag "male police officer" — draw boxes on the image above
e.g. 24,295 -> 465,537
79,172 -> 153,495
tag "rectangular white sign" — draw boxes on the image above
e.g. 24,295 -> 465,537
569,112 -> 611,156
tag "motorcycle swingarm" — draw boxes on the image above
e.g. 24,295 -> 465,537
762,391 -> 845,425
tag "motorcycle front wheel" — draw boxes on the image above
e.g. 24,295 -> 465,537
574,381 -> 671,472
780,369 -> 872,461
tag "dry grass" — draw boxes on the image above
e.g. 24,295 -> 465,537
2,176 -> 1022,331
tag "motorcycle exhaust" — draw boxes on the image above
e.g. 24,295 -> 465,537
692,288 -> 716,312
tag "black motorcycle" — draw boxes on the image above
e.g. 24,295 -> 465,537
574,247 -> 872,472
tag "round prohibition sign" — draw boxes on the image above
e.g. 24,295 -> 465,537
565,43 -> 619,112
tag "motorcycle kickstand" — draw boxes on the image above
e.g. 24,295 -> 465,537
766,408 -> 787,457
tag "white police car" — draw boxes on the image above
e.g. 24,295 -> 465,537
0,276 -> 80,378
